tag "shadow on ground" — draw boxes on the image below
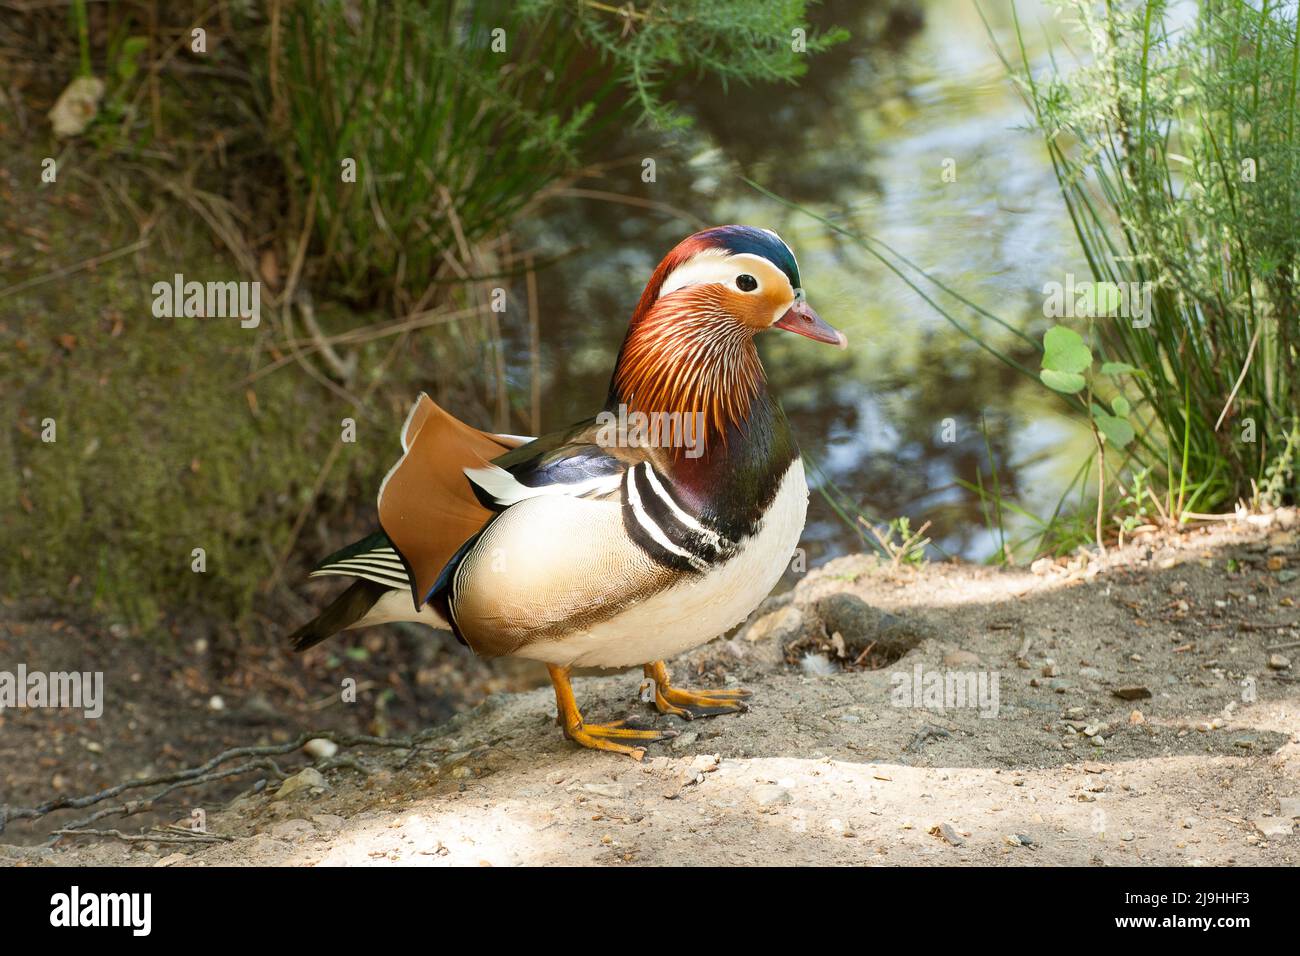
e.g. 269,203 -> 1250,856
2,516 -> 1297,865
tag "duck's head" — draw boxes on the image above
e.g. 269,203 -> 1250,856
611,225 -> 845,446
627,225 -> 846,348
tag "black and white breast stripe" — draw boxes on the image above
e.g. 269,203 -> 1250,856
311,545 -> 409,590
622,462 -> 736,574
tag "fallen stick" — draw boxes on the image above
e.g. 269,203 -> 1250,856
0,728 -> 445,837
51,828 -> 234,845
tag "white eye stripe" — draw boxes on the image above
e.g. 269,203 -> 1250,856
657,252 -> 785,299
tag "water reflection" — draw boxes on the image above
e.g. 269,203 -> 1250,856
512,0 -> 1093,566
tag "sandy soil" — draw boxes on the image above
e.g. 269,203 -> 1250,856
3,513 -> 1298,866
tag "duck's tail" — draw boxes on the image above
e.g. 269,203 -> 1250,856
287,531 -> 448,652
287,578 -> 391,652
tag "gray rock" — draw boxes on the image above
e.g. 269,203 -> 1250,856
1113,686 -> 1152,701
813,593 -> 930,657
274,767 -> 328,800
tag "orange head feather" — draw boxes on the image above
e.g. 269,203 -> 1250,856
608,226 -> 843,453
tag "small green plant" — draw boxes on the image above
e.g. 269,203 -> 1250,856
1112,465 -> 1161,543
1038,323 -> 1145,548
1258,422 -> 1300,508
861,516 -> 931,568
1040,325 -> 1138,451
89,32 -> 149,151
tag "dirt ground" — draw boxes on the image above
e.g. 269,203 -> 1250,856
3,513 -> 1298,866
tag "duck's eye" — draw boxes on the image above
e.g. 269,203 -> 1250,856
736,274 -> 758,292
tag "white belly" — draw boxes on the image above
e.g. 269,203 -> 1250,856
513,459 -> 808,668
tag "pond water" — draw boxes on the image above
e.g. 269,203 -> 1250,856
513,0 -> 1095,568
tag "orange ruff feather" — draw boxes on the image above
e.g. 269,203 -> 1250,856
612,286 -> 765,449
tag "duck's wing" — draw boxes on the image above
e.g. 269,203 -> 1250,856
376,393 -> 529,609
465,417 -> 630,509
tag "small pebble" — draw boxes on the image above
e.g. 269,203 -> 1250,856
303,738 -> 338,760
931,823 -> 964,846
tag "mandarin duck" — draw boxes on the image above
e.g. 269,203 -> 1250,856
289,225 -> 846,758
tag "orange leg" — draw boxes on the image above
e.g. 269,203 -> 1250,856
548,665 -> 675,760
641,660 -> 751,720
